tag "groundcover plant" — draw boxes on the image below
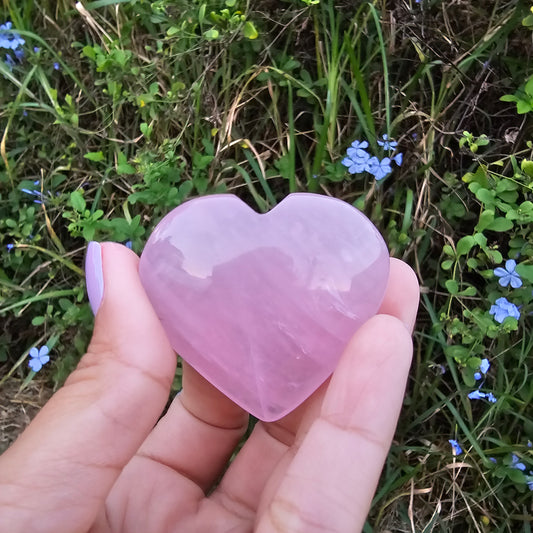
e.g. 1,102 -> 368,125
0,1 -> 532,530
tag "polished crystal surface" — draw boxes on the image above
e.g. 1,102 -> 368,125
139,193 -> 389,421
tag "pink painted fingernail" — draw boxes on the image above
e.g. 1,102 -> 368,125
86,241 -> 104,315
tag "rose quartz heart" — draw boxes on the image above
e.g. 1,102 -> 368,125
139,193 -> 389,421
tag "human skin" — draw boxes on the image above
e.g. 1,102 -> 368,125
0,243 -> 419,533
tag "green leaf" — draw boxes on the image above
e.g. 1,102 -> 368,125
473,233 -> 487,247
70,190 -> 86,213
441,259 -> 454,271
242,21 -> 258,40
475,188 -> 495,206
500,94 -> 518,103
82,224 -> 96,242
525,76 -> 533,96
204,28 -> 219,40
445,279 -> 459,294
32,316 -> 46,326
521,159 -> 533,177
443,244 -> 455,257
456,235 -> 475,257
516,264 -> 533,283
116,152 -> 136,175
458,286 -> 477,297
516,100 -> 532,114
444,345 -> 470,363
475,209 -> 494,232
466,258 -> 478,269
84,151 -> 105,162
486,217 -> 513,232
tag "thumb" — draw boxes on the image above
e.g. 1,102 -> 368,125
0,242 -> 176,533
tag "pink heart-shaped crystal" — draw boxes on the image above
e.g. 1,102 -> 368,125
139,193 -> 389,421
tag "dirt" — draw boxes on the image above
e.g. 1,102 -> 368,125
0,377 -> 53,454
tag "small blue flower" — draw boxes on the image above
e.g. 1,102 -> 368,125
486,392 -> 497,403
21,187 -> 44,204
342,152 -> 370,174
368,157 -> 392,181
0,21 -> 25,53
474,372 -> 482,381
494,259 -> 522,288
342,140 -> 371,174
377,134 -> 398,151
28,345 -> 50,372
468,390 -> 486,400
34,46 -> 40,53
6,243 -> 14,251
510,454 -> 526,471
53,62 -> 60,70
479,358 -> 490,374
350,140 -> 369,151
489,297 -> 520,323
489,457 -> 497,463
449,439 -> 463,456
14,47 -> 24,61
125,240 -> 133,250
393,152 -> 403,166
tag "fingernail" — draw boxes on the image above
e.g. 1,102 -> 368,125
86,241 -> 104,315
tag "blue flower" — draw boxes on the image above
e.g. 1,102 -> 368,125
0,21 -> 25,54
468,390 -> 486,400
33,46 -> 40,53
377,134 -> 398,151
53,62 -> 60,70
475,358 -> 490,381
28,345 -> 50,372
479,358 -> 490,374
125,240 -> 133,249
367,157 -> 392,181
393,152 -> 403,166
342,152 -> 370,174
489,297 -> 520,323
494,259 -> 522,288
21,187 -> 44,204
350,140 -> 369,151
510,454 -> 526,471
468,389 -> 497,403
449,439 -> 463,456
6,243 -> 14,251
342,140 -> 371,174
486,392 -> 497,403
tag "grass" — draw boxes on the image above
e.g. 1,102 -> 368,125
1,0 -> 532,530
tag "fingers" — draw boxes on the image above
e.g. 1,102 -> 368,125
132,361 -> 249,493
379,257 -> 420,332
256,314 -> 414,532
211,258 -> 419,519
0,243 -> 176,533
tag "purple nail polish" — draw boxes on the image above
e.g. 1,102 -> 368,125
86,241 -> 104,315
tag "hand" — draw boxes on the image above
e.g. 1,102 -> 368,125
0,243 -> 419,533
